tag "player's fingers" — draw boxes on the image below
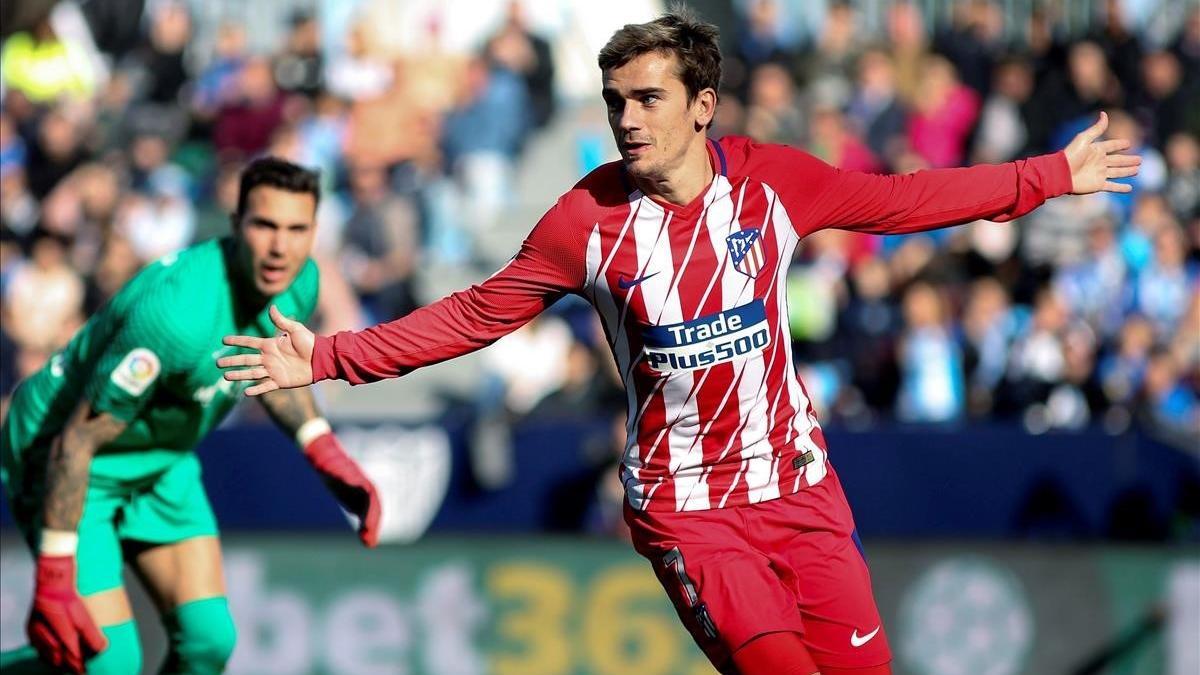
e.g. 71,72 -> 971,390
269,305 -> 303,333
223,335 -> 265,349
223,367 -> 267,382
360,486 -> 382,548
1083,111 -> 1108,142
1106,154 -> 1141,167
216,354 -> 262,369
58,631 -> 83,674
1106,166 -> 1139,179
245,380 -> 279,397
1096,138 -> 1130,154
81,622 -> 108,656
72,607 -> 108,656
64,650 -> 85,674
1102,180 -> 1133,193
28,623 -> 64,669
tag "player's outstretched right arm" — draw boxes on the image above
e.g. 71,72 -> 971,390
220,200 -> 585,394
29,400 -> 125,673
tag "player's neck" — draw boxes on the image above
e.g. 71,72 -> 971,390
635,138 -> 715,207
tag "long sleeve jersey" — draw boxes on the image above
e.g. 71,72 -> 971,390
311,136 -> 1073,512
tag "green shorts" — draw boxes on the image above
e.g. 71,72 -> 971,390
1,450 -> 218,596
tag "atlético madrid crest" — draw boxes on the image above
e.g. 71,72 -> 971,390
726,228 -> 765,278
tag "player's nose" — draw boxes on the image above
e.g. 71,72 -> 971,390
618,106 -> 643,132
267,232 -> 288,257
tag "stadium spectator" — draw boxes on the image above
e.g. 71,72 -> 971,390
274,12 -> 325,100
1,165 -> 38,243
1134,223 -> 1194,337
25,106 -> 87,199
440,50 -> 530,252
0,14 -> 96,104
896,282 -> 964,422
799,0 -> 862,103
972,56 -> 1035,163
213,56 -> 286,160
736,0 -> 797,74
743,62 -> 805,147
2,229 -> 84,354
846,48 -> 907,168
1141,347 -> 1198,436
1003,287 -> 1074,414
961,278 -> 1016,414
1164,132 -> 1200,220
934,0 -> 1007,96
488,1 -> 557,131
808,104 -> 881,173
1087,0 -> 1144,96
1100,315 -> 1156,407
340,162 -> 420,322
1171,6 -> 1200,88
125,0 -> 190,106
1053,215 -> 1128,338
886,0 -> 930,105
190,22 -> 247,119
907,55 -> 980,168
841,257 -> 901,413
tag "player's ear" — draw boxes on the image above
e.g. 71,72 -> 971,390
693,88 -> 717,131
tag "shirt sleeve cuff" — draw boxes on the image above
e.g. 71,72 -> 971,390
311,334 -> 337,383
1038,151 -> 1074,198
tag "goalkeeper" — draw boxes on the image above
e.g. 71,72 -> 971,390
0,157 -> 380,674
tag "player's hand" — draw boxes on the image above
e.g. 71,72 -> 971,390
1063,111 -> 1142,195
303,432 -> 382,548
27,555 -> 107,673
219,305 -> 315,396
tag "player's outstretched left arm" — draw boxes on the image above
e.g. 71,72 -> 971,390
257,385 -> 382,548
797,111 -> 1141,236
219,305 -> 314,396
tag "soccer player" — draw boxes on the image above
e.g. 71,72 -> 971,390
219,13 -> 1139,675
0,157 -> 381,674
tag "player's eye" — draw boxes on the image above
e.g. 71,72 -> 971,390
642,95 -> 659,105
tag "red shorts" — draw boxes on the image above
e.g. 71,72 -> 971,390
625,464 -> 891,672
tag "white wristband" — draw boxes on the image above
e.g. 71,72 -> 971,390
40,529 -> 78,556
296,417 -> 332,448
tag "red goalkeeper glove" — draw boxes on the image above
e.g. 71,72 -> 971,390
27,554 -> 107,673
303,431 -> 382,547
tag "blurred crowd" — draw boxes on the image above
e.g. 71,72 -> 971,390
711,0 -> 1200,445
0,0 -> 558,417
0,0 -> 1197,455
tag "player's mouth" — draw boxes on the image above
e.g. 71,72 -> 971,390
260,263 -> 289,285
623,140 -> 652,157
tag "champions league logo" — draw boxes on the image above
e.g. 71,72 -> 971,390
726,228 -> 765,278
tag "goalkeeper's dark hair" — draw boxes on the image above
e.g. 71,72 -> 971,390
235,156 -> 320,217
598,6 -> 722,107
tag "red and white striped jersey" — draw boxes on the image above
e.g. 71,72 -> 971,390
311,136 -> 1072,512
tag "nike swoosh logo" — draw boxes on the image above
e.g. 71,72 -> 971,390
617,271 -> 660,290
850,626 -> 880,648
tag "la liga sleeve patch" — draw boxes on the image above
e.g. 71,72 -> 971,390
110,348 -> 161,396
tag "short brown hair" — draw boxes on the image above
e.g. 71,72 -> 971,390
236,156 -> 320,217
597,9 -> 722,104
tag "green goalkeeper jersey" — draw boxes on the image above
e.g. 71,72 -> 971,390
2,237 -> 318,483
